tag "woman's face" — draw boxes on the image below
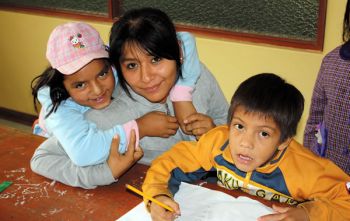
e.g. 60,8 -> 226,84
119,42 -> 178,103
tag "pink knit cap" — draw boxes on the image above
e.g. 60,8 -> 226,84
46,22 -> 108,75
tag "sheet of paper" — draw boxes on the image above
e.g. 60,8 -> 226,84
117,182 -> 273,221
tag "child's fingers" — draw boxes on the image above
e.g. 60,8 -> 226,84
183,113 -> 201,124
192,127 -> 206,136
257,212 -> 285,221
151,197 -> 181,221
125,130 -> 136,156
272,204 -> 290,213
134,146 -> 143,160
167,122 -> 179,130
166,115 -> 178,123
111,135 -> 120,154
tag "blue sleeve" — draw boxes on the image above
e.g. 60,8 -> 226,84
38,86 -> 128,167
176,32 -> 201,87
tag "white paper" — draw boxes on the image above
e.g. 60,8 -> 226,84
117,182 -> 273,221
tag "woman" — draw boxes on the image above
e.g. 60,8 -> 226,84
86,7 -> 228,164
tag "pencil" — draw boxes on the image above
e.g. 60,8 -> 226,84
125,184 -> 174,212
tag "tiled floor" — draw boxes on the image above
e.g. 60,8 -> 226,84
0,118 -> 33,134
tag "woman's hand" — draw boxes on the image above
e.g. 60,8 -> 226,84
258,204 -> 309,221
107,130 -> 143,178
136,111 -> 179,138
183,113 -> 215,139
150,195 -> 181,221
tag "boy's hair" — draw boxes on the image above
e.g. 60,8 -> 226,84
227,73 -> 304,142
109,7 -> 182,97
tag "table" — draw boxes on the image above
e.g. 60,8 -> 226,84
0,125 -> 275,220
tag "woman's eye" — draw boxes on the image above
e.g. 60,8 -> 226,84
152,57 -> 161,63
126,63 -> 137,69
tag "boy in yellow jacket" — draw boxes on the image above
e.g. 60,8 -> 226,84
142,73 -> 350,221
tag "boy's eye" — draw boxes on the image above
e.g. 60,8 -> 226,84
259,131 -> 270,138
152,57 -> 161,63
234,124 -> 244,131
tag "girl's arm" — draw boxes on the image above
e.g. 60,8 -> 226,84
171,32 -> 201,135
37,86 -> 139,166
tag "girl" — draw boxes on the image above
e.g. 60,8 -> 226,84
31,22 -> 201,166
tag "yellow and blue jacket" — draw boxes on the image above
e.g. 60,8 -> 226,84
143,125 -> 350,221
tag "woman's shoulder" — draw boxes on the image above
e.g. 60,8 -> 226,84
194,63 -> 219,90
197,62 -> 216,80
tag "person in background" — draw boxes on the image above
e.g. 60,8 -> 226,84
142,73 -> 350,221
303,0 -> 350,174
31,8 -> 228,188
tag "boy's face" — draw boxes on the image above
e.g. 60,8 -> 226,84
228,106 -> 289,172
63,59 -> 115,109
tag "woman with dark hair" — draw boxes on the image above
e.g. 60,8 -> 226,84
85,7 -> 228,165
304,1 -> 350,174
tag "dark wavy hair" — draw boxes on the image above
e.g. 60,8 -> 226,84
227,73 -> 304,142
31,67 -> 69,117
109,7 -> 182,97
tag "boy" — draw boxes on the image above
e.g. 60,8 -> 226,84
142,73 -> 350,221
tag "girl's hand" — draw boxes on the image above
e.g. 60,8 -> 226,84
173,101 -> 197,135
183,113 -> 215,139
258,204 -> 309,221
136,111 -> 179,138
150,195 -> 181,221
107,130 -> 143,178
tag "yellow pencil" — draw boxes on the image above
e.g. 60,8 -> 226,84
125,184 -> 174,212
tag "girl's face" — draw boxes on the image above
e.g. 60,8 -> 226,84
228,106 -> 290,172
63,59 -> 115,109
120,42 -> 178,103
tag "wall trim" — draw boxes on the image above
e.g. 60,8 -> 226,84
0,107 -> 37,126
